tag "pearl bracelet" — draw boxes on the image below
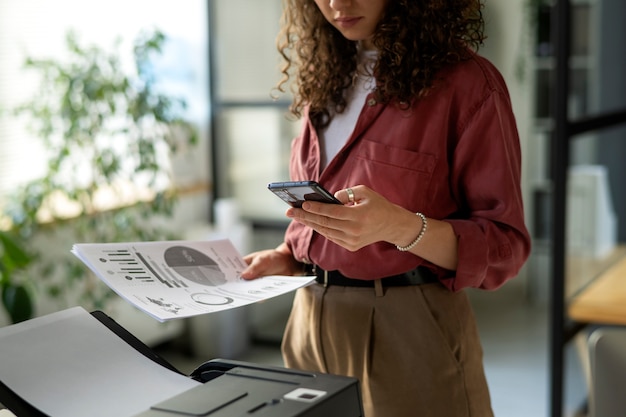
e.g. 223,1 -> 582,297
396,212 -> 427,252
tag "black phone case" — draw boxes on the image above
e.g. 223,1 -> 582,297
268,181 -> 341,207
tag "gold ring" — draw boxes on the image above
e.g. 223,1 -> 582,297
346,188 -> 355,204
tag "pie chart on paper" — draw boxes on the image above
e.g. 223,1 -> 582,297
163,246 -> 227,286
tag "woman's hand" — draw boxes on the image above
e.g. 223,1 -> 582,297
286,185 -> 412,252
286,184 -> 459,270
241,242 -> 302,280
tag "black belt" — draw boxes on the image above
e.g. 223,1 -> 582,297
306,265 -> 438,287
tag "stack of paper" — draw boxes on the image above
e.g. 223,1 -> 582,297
0,307 -> 200,417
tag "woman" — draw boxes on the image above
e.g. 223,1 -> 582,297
242,0 -> 531,416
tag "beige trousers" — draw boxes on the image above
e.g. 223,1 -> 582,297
281,282 -> 494,417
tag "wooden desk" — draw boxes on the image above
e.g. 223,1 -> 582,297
568,255 -> 626,325
565,246 -> 626,299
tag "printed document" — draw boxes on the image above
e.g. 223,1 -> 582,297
72,239 -> 314,322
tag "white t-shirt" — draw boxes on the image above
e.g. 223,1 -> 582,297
319,49 -> 378,170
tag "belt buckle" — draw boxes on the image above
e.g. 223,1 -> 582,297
312,265 -> 328,288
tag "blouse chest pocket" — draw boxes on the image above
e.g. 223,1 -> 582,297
351,139 -> 437,210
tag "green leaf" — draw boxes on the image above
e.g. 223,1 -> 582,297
1,283 -> 34,323
0,231 -> 32,273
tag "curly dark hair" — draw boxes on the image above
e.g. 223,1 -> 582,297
275,0 -> 486,129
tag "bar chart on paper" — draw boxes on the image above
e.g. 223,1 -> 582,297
72,239 -> 314,321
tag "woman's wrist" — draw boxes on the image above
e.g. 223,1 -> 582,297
388,207 -> 425,249
396,212 -> 427,251
275,242 -> 303,275
275,241 -> 292,256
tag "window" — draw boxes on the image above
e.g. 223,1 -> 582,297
0,1 -> 209,206
210,0 -> 300,223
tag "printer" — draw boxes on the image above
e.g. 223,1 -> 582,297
0,308 -> 363,417
135,358 -> 363,417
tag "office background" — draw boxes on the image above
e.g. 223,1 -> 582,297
1,1 -> 625,416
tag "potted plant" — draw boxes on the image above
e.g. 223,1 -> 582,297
2,28 -> 198,315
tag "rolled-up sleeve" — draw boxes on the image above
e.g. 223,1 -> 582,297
443,89 -> 531,291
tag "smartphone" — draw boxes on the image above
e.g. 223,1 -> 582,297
268,181 -> 342,207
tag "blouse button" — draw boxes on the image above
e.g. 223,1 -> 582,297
367,98 -> 377,106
